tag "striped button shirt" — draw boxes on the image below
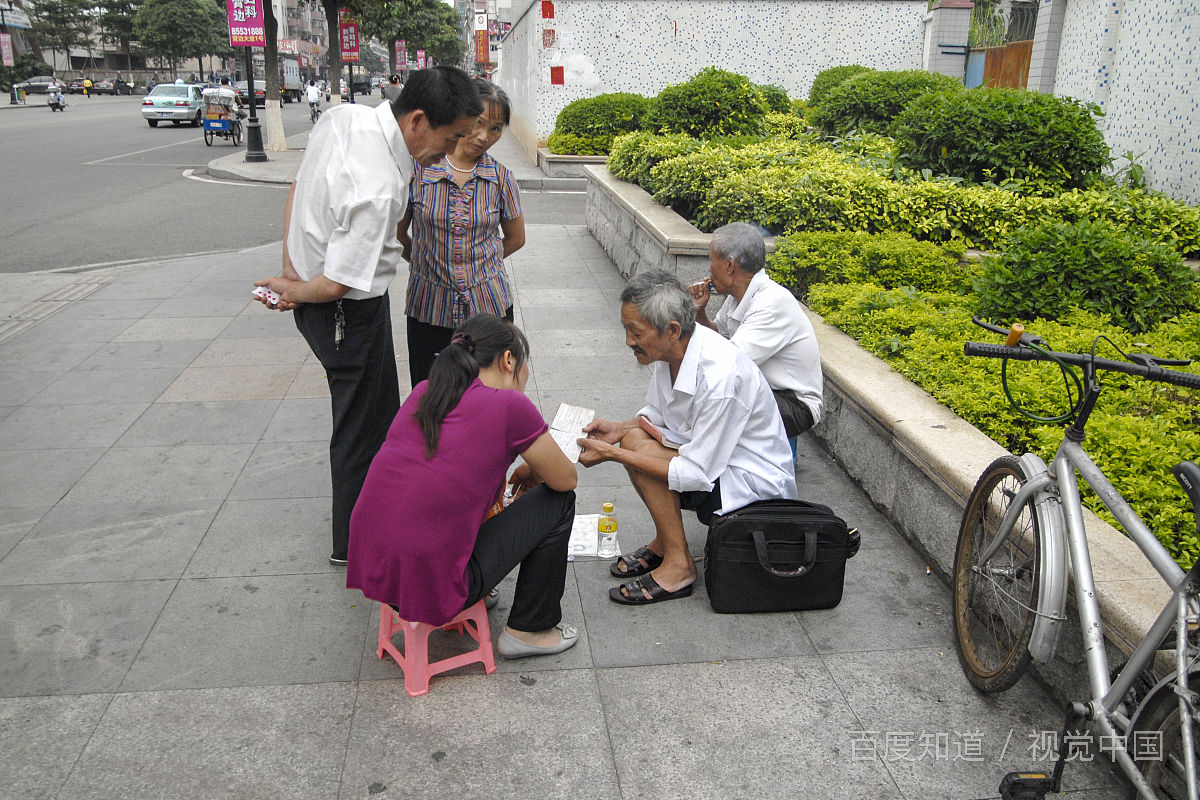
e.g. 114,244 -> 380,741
404,153 -> 522,328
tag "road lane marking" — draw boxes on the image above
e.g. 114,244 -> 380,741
84,138 -> 204,164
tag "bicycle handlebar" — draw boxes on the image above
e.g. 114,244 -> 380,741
964,341 -> 1200,390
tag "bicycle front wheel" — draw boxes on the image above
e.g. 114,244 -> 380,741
954,455 -> 1042,692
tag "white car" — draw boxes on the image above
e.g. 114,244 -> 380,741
140,83 -> 203,127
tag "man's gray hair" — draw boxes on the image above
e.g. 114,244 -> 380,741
711,221 -> 765,274
620,269 -> 696,337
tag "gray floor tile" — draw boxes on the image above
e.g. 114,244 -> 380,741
0,404 -> 12,422
261,397 -> 333,443
62,444 -> 255,505
0,448 -> 105,506
78,340 -> 208,371
49,298 -> 149,321
227,440 -> 329,500
0,502 -> 218,585
114,316 -> 234,342
519,304 -> 625,331
597,658 -> 903,799
219,311 -> 309,339
26,367 -> 182,405
0,370 -> 61,405
120,573 -> 369,691
575,559 -> 816,668
58,684 -> 353,800
192,336 -> 312,367
530,354 -> 650,391
0,340 -> 105,373
115,399 -> 278,446
0,402 -> 148,450
0,693 -> 113,800
144,295 -> 255,318
86,280 -> 178,301
184,497 -> 334,578
0,506 -> 49,562
822,647 -> 1128,800
0,580 -> 175,696
341,671 -> 619,800
799,545 -> 955,655
19,315 -> 137,344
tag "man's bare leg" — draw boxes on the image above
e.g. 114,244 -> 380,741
620,430 -> 696,596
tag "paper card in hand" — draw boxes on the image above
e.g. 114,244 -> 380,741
549,403 -> 594,463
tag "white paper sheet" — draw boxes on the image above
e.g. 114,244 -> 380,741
549,403 -> 594,463
568,514 -> 600,557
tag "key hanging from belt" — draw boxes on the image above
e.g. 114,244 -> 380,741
333,299 -> 345,350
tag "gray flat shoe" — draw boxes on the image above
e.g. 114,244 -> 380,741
496,623 -> 579,659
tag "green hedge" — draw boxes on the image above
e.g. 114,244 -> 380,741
802,279 -> 1200,568
807,64 -> 873,105
810,69 -> 963,136
894,88 -> 1110,188
607,131 -> 704,186
548,92 -> 651,155
975,219 -> 1199,333
646,67 -> 768,138
756,83 -> 792,113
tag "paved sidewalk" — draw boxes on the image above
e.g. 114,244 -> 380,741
0,134 -> 1130,799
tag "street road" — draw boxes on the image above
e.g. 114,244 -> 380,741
0,94 -> 585,274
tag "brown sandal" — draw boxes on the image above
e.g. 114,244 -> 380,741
608,546 -> 664,578
608,574 -> 694,605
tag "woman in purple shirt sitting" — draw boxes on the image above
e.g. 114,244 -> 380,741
347,314 -> 580,658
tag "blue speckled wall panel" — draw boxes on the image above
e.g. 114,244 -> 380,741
500,0 -> 927,153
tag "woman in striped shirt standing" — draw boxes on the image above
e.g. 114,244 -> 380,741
399,78 -> 527,387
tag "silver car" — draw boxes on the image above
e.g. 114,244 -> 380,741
140,83 -> 203,127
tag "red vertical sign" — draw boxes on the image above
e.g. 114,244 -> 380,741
416,50 -> 426,70
227,0 -> 265,47
338,9 -> 360,63
0,33 -> 12,69
395,40 -> 406,71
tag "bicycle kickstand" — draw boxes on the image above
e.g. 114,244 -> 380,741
999,703 -> 1088,800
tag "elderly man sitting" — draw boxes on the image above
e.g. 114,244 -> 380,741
578,269 -> 797,605
690,222 -> 822,444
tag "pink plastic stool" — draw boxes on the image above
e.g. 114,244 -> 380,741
376,600 -> 497,696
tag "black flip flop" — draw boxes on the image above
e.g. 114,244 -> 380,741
608,574 -> 694,605
608,546 -> 664,578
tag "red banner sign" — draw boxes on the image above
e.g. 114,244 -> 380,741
395,40 -> 406,71
339,9 -> 360,63
226,0 -> 265,47
475,29 -> 489,63
416,50 -> 426,70
0,33 -> 12,69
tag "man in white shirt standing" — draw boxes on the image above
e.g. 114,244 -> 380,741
690,222 -> 823,443
254,66 -> 481,565
578,269 -> 797,605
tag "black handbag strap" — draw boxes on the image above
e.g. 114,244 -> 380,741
751,529 -> 816,578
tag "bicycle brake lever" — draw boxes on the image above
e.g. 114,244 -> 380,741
1128,353 -> 1192,368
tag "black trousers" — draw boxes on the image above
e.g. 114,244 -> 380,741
406,305 -> 514,388
294,293 -> 401,560
772,388 -> 815,438
464,485 -> 575,632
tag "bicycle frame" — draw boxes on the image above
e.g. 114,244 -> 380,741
1038,437 -> 1197,800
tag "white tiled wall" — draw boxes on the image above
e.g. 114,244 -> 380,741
1052,0 -> 1200,204
498,0 -> 928,155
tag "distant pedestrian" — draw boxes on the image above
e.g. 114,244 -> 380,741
252,67 -> 483,566
382,73 -> 403,102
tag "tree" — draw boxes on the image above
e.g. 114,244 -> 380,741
134,0 -> 228,78
353,0 -> 466,76
29,0 -> 92,74
98,0 -> 141,72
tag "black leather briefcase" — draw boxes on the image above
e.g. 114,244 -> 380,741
704,499 -> 859,613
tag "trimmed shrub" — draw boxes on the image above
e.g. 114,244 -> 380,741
894,88 -> 1110,188
645,67 -> 768,138
756,83 -> 791,113
606,131 -> 702,185
767,231 -> 969,299
810,69 -> 963,136
807,64 -> 873,105
548,92 -> 651,155
764,111 -> 809,140
974,219 -> 1199,334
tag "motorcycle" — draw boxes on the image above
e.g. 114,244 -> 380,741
47,87 -> 66,112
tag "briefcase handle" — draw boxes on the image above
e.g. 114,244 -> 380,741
751,529 -> 817,578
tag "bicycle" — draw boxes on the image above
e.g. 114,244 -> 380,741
309,101 -> 321,124
954,316 -> 1200,800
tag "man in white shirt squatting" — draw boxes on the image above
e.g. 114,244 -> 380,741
253,66 -> 482,566
577,269 -> 798,605
689,222 -> 823,447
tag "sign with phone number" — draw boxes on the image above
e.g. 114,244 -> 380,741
226,0 -> 264,47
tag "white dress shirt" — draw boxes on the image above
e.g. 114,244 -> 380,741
286,100 -> 412,300
637,325 -> 798,514
714,269 -> 824,425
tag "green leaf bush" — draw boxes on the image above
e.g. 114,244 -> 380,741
975,219 -> 1200,334
645,67 -> 768,138
756,83 -> 792,113
767,230 -> 970,299
894,88 -> 1110,189
606,131 -> 703,186
807,64 -> 873,105
764,111 -> 810,140
547,92 -> 651,155
810,69 -> 963,136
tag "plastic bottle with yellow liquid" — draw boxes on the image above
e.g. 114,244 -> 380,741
597,502 -> 619,558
